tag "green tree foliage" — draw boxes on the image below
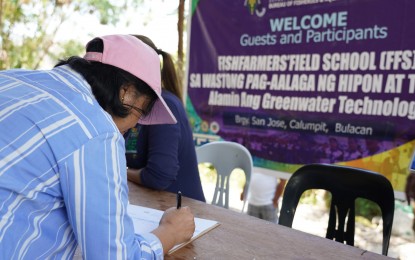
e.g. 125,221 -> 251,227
355,198 -> 381,220
0,0 -> 142,70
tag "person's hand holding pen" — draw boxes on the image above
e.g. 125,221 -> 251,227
151,191 -> 195,255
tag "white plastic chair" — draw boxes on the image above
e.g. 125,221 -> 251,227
196,141 -> 253,212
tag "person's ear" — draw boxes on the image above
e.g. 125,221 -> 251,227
119,85 -> 129,103
120,84 -> 138,105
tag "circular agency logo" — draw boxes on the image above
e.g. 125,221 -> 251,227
244,0 -> 267,17
201,120 -> 209,133
210,121 -> 220,134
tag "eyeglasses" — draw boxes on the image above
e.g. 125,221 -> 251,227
124,104 -> 148,118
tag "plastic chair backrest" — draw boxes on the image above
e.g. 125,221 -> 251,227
279,163 -> 394,256
196,141 -> 252,210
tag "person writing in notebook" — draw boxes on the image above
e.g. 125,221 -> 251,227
126,35 -> 205,202
0,34 -> 194,259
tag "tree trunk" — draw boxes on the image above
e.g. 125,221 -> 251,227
177,0 -> 185,86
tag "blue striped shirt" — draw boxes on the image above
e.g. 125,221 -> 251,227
0,66 -> 163,259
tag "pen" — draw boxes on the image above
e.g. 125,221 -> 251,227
177,191 -> 182,209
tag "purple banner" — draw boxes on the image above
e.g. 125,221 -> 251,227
186,0 -> 415,191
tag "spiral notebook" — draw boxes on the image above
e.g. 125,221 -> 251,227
127,204 -> 220,254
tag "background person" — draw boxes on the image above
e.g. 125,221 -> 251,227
125,35 -> 205,202
406,165 -> 415,232
241,172 -> 286,223
0,34 -> 194,259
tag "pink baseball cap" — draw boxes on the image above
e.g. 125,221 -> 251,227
83,34 -> 177,125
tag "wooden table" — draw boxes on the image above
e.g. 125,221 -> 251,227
127,182 -> 392,260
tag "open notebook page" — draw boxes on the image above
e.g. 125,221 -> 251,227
127,204 -> 220,254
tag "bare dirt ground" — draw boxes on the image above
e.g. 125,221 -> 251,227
289,202 -> 415,259
201,182 -> 415,259
200,167 -> 415,259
